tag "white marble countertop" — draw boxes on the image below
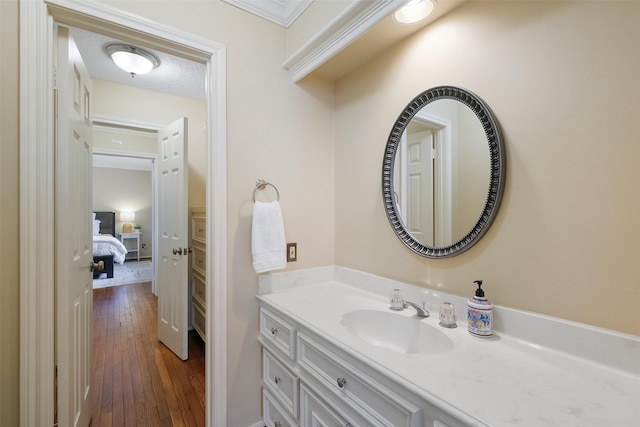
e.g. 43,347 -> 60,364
258,272 -> 640,426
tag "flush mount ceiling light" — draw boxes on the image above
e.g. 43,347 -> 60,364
394,0 -> 436,24
105,43 -> 160,77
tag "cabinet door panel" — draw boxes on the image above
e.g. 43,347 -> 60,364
298,333 -> 422,427
300,384 -> 349,427
264,389 -> 298,427
264,348 -> 299,417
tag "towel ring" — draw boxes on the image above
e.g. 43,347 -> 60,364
253,179 -> 280,202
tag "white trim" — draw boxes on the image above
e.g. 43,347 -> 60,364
206,34 -> 229,427
93,148 -> 158,159
20,1 -> 228,426
19,1 -> 56,424
92,114 -> 165,132
282,0 -> 405,82
222,0 -> 313,28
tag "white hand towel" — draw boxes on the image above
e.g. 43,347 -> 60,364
252,200 -> 286,273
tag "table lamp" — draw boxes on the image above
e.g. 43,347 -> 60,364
120,211 -> 135,233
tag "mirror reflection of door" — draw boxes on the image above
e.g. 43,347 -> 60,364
402,128 -> 435,244
394,99 -> 490,248
398,112 -> 453,247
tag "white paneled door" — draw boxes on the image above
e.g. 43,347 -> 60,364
55,26 -> 93,427
405,129 -> 435,245
157,118 -> 190,360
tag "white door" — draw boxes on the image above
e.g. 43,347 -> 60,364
405,129 -> 435,245
55,26 -> 93,427
157,117 -> 190,360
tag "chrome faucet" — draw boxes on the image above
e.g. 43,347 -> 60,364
403,301 -> 430,318
389,289 -> 429,317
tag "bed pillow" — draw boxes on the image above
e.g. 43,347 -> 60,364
93,219 -> 101,235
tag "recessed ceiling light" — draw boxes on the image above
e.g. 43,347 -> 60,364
394,0 -> 436,25
105,43 -> 160,78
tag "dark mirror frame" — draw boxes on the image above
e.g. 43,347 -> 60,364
382,86 -> 506,258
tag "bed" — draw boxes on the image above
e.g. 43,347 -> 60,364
93,211 -> 128,278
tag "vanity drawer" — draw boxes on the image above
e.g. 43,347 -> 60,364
192,270 -> 206,307
297,333 -> 422,427
260,308 -> 296,360
300,382 -> 374,427
264,389 -> 299,427
263,348 -> 299,418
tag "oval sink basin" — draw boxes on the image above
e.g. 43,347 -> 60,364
341,309 -> 453,355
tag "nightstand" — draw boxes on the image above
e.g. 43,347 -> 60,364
119,232 -> 141,261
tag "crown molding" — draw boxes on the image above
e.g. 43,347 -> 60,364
282,0 -> 405,82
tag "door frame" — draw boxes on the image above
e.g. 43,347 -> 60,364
19,0 -> 228,425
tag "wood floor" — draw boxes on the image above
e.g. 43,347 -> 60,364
92,282 -> 205,427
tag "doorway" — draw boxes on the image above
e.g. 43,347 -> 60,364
19,1 -> 227,425
92,151 -> 156,291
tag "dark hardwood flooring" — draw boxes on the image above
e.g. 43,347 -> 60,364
92,282 -> 206,427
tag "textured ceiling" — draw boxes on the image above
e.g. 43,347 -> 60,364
70,27 -> 206,101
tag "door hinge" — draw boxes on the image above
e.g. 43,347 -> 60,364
53,67 -> 58,89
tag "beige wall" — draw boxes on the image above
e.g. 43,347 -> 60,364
93,168 -> 154,258
92,79 -> 207,208
335,1 -> 640,336
0,0 -> 19,424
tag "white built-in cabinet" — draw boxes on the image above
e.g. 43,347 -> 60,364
190,207 -> 206,342
258,305 -> 466,427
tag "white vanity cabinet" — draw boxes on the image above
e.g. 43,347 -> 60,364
258,267 -> 640,427
258,304 -> 467,427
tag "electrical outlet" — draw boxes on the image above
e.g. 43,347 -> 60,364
287,243 -> 297,262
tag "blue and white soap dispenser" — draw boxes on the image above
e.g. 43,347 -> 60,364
467,280 -> 493,337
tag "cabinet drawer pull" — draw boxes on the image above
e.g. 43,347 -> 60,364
336,377 -> 347,388
274,376 -> 281,385
270,327 -> 278,336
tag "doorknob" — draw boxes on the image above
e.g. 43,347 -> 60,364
186,247 -> 193,254
90,260 -> 104,272
172,248 -> 183,255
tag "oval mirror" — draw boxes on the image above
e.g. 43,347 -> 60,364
382,86 -> 505,258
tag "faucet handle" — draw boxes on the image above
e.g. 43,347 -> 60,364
389,289 -> 404,311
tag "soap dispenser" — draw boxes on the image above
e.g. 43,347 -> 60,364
467,280 -> 493,337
